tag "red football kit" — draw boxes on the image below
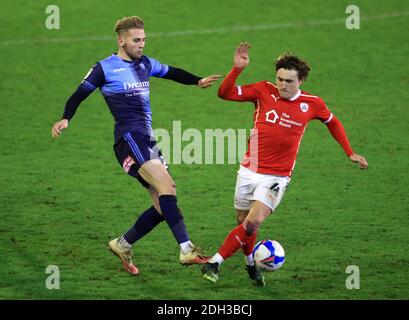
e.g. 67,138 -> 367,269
218,67 -> 354,176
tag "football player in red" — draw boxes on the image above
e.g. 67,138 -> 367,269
201,42 -> 368,286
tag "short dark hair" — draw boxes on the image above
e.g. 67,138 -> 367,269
275,52 -> 311,81
114,16 -> 144,35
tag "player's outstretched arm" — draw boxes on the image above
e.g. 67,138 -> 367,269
218,42 -> 257,101
51,63 -> 103,139
51,75 -> 99,139
51,119 -> 69,138
162,67 -> 221,88
234,42 -> 251,69
349,153 -> 368,169
325,115 -> 368,170
198,74 -> 223,88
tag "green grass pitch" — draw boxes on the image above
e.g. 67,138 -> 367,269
0,0 -> 408,300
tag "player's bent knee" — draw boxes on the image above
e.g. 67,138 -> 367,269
141,164 -> 176,195
162,176 -> 176,194
244,210 -> 268,234
164,183 -> 176,195
243,219 -> 261,235
156,180 -> 176,195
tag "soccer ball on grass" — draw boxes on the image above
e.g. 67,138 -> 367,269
252,239 -> 285,271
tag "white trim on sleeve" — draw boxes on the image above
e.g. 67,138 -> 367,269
324,113 -> 333,124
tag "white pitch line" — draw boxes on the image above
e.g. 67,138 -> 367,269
1,11 -> 408,46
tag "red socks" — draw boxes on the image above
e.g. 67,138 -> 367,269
218,224 -> 257,259
242,231 -> 257,256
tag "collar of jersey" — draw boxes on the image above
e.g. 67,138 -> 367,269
112,53 -> 142,64
288,90 -> 301,101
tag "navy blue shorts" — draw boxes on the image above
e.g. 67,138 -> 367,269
113,131 -> 168,188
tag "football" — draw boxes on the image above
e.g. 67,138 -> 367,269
252,239 -> 285,271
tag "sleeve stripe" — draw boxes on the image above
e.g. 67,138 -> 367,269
81,80 -> 97,91
324,113 -> 333,124
237,86 -> 242,96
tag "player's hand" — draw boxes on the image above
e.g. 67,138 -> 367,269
198,74 -> 223,88
234,42 -> 251,69
349,153 -> 368,169
51,119 -> 69,138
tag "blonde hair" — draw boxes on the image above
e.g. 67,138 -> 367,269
114,16 -> 144,35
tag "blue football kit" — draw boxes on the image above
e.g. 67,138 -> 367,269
62,53 -> 201,186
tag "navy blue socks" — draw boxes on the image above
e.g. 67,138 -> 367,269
122,195 -> 190,246
123,206 -> 164,244
159,194 -> 190,244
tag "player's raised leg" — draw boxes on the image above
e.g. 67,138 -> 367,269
202,202 -> 269,285
234,209 -> 265,286
139,159 -> 209,265
109,187 -> 164,276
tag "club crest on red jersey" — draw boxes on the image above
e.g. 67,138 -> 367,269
300,103 -> 309,113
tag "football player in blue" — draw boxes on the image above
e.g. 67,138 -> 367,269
51,16 -> 221,276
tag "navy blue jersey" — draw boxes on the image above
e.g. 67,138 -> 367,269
80,54 -> 169,140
